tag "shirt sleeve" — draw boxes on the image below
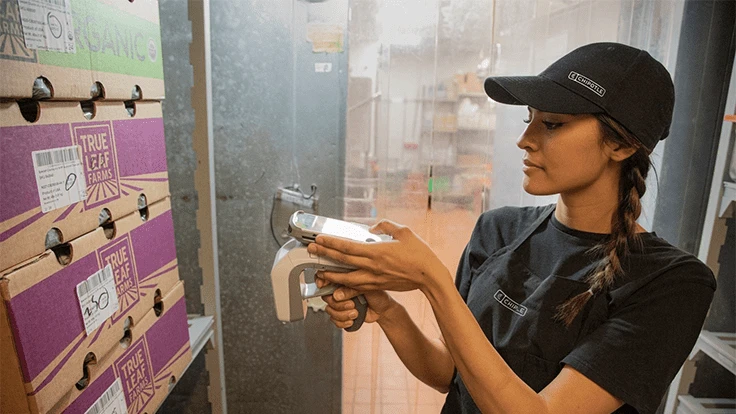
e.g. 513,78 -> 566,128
561,262 -> 716,414
455,217 -> 485,301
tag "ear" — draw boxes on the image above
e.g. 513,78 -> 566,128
604,141 -> 637,162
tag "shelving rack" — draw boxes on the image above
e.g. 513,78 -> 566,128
663,53 -> 736,414
418,86 -> 493,213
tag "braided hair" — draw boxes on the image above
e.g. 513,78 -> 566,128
554,113 -> 652,327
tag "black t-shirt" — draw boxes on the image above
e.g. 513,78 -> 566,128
442,205 -> 716,414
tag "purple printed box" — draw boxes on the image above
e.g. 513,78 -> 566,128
0,100 -> 170,273
0,198 -> 181,414
60,282 -> 191,414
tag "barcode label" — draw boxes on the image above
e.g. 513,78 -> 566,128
17,0 -> 76,53
32,145 -> 87,213
77,265 -> 119,336
84,379 -> 127,414
77,265 -> 113,298
35,152 -> 53,167
35,147 -> 80,167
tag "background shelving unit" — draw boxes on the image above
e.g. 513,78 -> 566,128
418,79 -> 494,212
343,177 -> 379,225
664,53 -> 736,414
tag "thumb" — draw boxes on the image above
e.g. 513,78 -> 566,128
370,219 -> 406,238
315,274 -> 327,288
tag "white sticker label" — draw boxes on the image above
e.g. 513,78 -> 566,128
32,145 -> 87,213
84,378 -> 127,414
77,265 -> 119,336
315,62 -> 333,73
17,0 -> 76,53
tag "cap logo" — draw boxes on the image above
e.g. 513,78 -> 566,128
568,71 -> 606,97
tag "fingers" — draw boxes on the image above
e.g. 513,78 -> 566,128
324,298 -> 360,330
312,234 -> 373,258
330,317 -> 354,330
370,220 -> 406,237
325,300 -> 358,328
319,270 -> 379,290
307,242 -> 378,270
321,292 -> 355,310
317,271 -> 363,305
319,281 -> 362,329
332,285 -> 360,301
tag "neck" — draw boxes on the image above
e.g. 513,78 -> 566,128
555,166 -> 622,234
554,180 -> 647,234
555,198 -> 618,234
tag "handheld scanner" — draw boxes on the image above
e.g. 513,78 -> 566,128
288,210 -> 390,244
271,238 -> 367,331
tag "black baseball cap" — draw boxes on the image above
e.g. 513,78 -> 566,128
484,42 -> 675,151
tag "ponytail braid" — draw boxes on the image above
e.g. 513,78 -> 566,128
554,114 -> 652,327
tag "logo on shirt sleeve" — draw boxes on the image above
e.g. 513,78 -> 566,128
494,289 -> 527,317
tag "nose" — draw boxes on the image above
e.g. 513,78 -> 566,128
516,126 -> 537,151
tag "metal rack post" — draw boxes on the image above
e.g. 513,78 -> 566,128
188,0 -> 228,412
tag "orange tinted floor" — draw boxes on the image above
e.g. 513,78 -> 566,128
342,201 -> 479,414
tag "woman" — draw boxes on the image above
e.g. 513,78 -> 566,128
309,42 -> 716,413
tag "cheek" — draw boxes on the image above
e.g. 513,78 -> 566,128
554,131 -> 605,167
550,152 -> 600,180
526,142 -> 607,193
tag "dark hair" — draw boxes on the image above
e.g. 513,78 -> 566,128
554,113 -> 651,327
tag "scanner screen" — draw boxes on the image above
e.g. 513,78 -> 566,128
295,213 -> 376,242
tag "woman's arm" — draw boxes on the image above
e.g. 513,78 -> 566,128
378,297 -> 455,392
311,221 -> 625,414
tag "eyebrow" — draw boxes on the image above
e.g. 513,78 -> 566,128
528,107 -> 580,120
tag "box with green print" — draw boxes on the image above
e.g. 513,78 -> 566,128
0,100 -> 170,273
0,197 -> 181,414
0,0 -> 164,100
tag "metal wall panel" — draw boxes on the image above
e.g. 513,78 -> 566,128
159,0 -> 348,412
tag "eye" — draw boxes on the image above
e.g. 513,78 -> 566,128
542,121 -> 563,130
522,117 -> 531,124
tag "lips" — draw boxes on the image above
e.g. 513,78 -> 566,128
522,159 -> 543,169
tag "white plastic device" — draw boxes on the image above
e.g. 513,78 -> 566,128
271,238 -> 367,331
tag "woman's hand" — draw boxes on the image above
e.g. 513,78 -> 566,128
316,275 -> 395,329
306,220 -> 449,293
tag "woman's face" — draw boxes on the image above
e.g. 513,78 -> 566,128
516,107 -> 619,196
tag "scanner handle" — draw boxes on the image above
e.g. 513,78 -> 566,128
345,294 -> 368,332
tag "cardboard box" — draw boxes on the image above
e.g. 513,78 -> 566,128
454,73 -> 484,94
433,113 -> 457,132
0,100 -> 170,272
0,198 -> 181,414
59,282 -> 191,414
0,0 -> 164,100
456,154 -> 484,166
